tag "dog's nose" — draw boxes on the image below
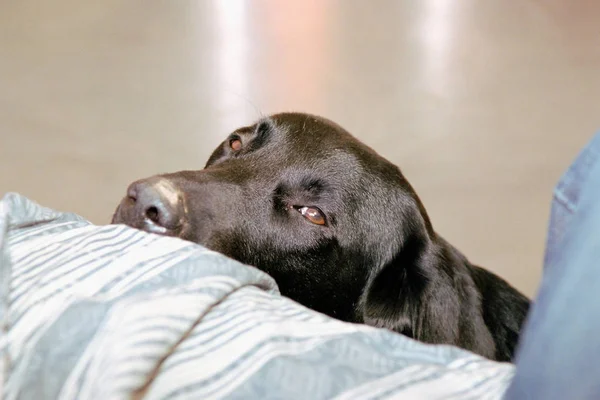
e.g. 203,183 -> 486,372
127,179 -> 184,233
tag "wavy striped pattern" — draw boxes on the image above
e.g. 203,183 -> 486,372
0,193 -> 514,399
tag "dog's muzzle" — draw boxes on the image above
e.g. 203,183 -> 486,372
112,177 -> 186,236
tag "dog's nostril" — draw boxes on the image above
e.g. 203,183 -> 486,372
127,184 -> 139,202
145,206 -> 160,224
127,178 -> 183,232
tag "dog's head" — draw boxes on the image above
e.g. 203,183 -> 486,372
113,112 -> 437,324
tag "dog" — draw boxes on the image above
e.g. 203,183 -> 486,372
112,112 -> 530,361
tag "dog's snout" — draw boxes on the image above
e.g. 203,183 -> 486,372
124,179 -> 185,234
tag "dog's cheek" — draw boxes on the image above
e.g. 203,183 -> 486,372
199,230 -> 248,262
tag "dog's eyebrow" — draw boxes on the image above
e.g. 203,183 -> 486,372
256,116 -> 276,129
246,118 -> 275,153
300,177 -> 326,194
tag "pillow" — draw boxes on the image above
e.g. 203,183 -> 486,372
0,193 -> 514,399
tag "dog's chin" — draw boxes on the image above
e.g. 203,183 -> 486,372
110,205 -> 122,225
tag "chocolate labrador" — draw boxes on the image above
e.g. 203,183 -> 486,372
112,112 -> 530,361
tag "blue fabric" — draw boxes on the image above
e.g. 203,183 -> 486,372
506,132 -> 600,399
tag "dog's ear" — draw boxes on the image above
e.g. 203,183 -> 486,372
358,206 -> 462,345
359,233 -> 432,337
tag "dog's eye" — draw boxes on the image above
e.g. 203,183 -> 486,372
297,206 -> 326,226
229,137 -> 242,151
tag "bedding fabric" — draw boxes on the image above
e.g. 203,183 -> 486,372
0,193 -> 514,399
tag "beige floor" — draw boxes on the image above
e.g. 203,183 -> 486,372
1,1 -> 599,296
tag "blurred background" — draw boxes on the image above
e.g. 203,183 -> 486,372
1,1 -> 599,296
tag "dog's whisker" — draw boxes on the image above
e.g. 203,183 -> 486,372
221,89 -> 264,119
